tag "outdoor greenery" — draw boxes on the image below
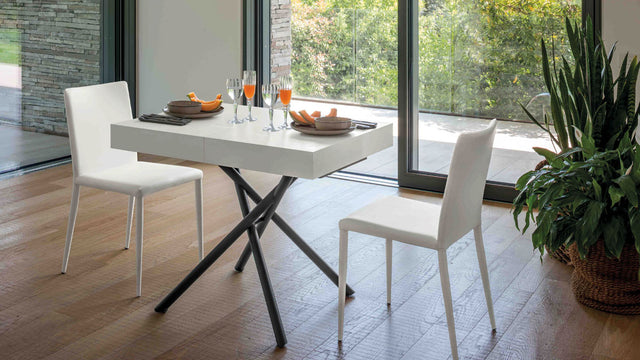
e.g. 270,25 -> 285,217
290,0 -> 580,120
0,29 -> 20,65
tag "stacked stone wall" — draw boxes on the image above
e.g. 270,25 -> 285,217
0,0 -> 101,135
271,0 -> 291,82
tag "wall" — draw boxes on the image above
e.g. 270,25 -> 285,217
0,1 -> 101,135
137,1 -> 243,115
602,0 -> 640,99
271,0 -> 292,81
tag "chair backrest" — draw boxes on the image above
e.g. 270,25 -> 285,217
437,119 -> 497,248
64,81 -> 137,177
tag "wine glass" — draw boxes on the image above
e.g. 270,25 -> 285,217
226,78 -> 244,124
262,83 -> 280,132
279,75 -> 293,129
242,70 -> 257,122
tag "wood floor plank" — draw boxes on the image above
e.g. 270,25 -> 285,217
486,279 -> 609,359
0,158 -> 637,359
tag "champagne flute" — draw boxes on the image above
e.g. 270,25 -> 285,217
226,78 -> 244,124
262,83 -> 280,132
242,70 -> 257,122
279,75 -> 293,129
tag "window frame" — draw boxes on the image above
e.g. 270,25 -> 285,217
101,0 -> 136,115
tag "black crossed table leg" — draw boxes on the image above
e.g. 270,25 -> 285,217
154,166 -> 354,348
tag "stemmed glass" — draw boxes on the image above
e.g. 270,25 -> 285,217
242,70 -> 257,122
262,83 -> 280,132
278,75 -> 293,129
226,78 -> 244,124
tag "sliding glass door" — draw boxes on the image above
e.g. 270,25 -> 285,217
251,0 -> 599,201
399,0 -> 597,202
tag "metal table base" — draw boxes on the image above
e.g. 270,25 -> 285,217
154,166 -> 354,348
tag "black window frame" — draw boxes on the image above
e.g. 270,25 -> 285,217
101,0 -> 136,116
243,0 -> 270,107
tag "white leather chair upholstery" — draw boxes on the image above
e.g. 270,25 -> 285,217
62,81 -> 204,296
338,120 -> 498,360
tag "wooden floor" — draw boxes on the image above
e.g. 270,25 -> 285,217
0,156 -> 638,360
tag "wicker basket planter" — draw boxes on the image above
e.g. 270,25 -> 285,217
547,244 -> 572,265
569,241 -> 640,315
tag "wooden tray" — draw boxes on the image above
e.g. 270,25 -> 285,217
290,122 -> 355,136
163,106 -> 224,119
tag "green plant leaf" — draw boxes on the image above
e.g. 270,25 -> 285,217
592,179 -> 602,200
575,201 -> 605,248
533,147 -> 561,167
519,103 -> 560,147
609,186 -> 625,206
614,175 -> 638,207
558,147 -> 583,159
602,216 -> 626,258
630,209 -> 640,254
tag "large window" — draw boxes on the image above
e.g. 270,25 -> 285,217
253,0 -> 598,200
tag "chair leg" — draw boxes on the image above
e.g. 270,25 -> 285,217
135,195 -> 144,297
386,238 -> 392,305
338,229 -> 349,342
195,179 -> 204,261
61,184 -> 80,274
474,225 -> 496,331
438,249 -> 458,360
124,195 -> 135,249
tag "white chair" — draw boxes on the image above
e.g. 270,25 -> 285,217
62,81 -> 204,296
338,120 -> 498,360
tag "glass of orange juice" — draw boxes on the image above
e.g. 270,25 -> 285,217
242,70 -> 257,122
279,75 -> 293,129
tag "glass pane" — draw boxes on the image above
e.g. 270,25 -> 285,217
414,0 -> 580,183
271,0 -> 399,178
0,1 -> 102,173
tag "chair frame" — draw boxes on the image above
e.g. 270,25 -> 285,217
338,120 -> 498,360
60,82 -> 204,297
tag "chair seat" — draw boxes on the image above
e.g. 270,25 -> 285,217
76,161 -> 203,196
339,196 -> 441,249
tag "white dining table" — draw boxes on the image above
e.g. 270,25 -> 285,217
111,104 -> 393,347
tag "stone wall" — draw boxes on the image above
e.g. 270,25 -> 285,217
0,0 -> 101,135
271,0 -> 291,81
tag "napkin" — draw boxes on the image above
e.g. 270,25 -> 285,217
139,114 -> 191,126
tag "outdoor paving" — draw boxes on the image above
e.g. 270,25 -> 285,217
291,99 -> 552,184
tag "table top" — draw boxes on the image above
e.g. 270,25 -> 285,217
111,104 -> 393,179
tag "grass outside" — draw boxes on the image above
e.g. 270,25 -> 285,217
0,29 -> 20,65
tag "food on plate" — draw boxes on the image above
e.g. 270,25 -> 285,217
186,92 -> 223,111
290,108 -> 340,127
299,110 -> 316,125
290,110 -> 310,125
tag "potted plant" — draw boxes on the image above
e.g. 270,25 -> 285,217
513,18 -> 640,314
519,17 -> 640,265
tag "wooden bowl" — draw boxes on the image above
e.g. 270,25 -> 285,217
167,100 -> 202,114
315,116 -> 352,130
